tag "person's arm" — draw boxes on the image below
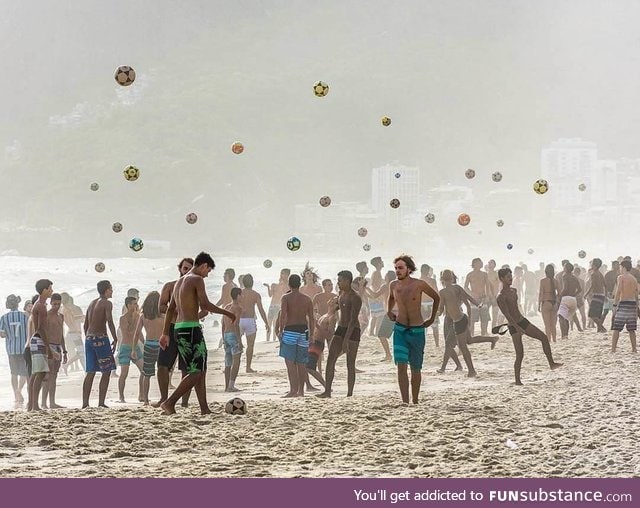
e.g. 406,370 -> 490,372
134,314 -> 144,345
257,295 -> 268,328
61,328 -> 67,364
280,297 -> 288,335
386,281 -> 397,321
274,310 -> 282,340
538,280 -> 544,312
614,276 -> 623,306
422,282 -> 441,327
459,288 -> 472,319
197,279 -> 235,320
34,307 -> 50,355
83,303 -> 91,335
106,303 -> 118,353
263,283 -> 273,298
436,291 -> 445,317
306,299 -> 315,339
158,282 -> 172,314
463,273 -> 471,292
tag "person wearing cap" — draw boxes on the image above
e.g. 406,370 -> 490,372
0,294 -> 29,407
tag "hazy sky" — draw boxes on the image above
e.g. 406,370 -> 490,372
1,0 -> 639,257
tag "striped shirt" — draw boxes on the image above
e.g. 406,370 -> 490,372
0,310 -> 29,355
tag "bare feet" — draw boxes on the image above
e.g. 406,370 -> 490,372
282,392 -> 300,398
82,404 -> 90,409
355,368 -> 365,374
225,387 -> 241,392
116,399 -> 126,403
151,400 -> 165,408
454,366 -> 464,371
491,337 -> 499,350
468,370 -> 477,378
436,369 -> 445,374
246,368 -> 257,374
50,403 -> 65,409
550,362 -> 563,370
98,403 -> 109,408
380,357 -> 392,362
515,381 -> 523,386
200,407 -> 212,415
316,391 -> 331,398
306,385 -> 320,392
160,401 -> 176,415
181,401 -> 189,408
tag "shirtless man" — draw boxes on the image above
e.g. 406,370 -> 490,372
26,279 -> 54,411
82,280 -> 118,408
300,264 -> 323,300
557,262 -> 583,339
317,271 -> 361,398
154,257 -> 193,407
437,270 -> 498,376
584,258 -> 607,333
603,260 -> 619,326
368,257 -> 385,336
264,268 -> 290,341
306,297 -> 339,388
420,264 -> 440,348
387,255 -> 440,405
611,259 -> 638,353
117,296 -> 144,403
366,270 -> 396,361
216,268 -> 238,348
522,265 -> 538,317
496,268 -> 562,385
222,288 -> 243,392
486,260 -> 501,327
237,274 -> 268,373
573,266 -> 587,330
61,293 -> 84,371
41,293 -> 66,409
159,252 -> 236,415
312,279 -> 336,320
464,258 -> 491,336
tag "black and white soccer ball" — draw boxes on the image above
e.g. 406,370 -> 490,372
112,222 -> 123,233
185,212 -> 198,225
263,259 -> 272,268
94,262 -> 105,273
114,65 -> 136,86
424,213 -> 435,224
225,397 -> 247,415
389,198 -> 400,209
357,227 -> 368,238
492,171 -> 503,182
496,219 -> 504,227
313,81 -> 329,97
533,179 -> 549,195
90,182 -> 99,191
363,244 -> 371,252
465,168 -> 476,179
319,195 -> 331,207
129,237 -> 144,252
123,165 -> 140,181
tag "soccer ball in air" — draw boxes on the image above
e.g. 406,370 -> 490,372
319,196 -> 331,207
496,219 -> 504,227
533,179 -> 549,195
112,222 -> 123,233
123,165 -> 140,181
578,183 -> 586,192
424,213 -> 435,224
357,227 -> 368,238
231,142 -> 244,154
578,250 -> 586,259
390,198 -> 400,209
465,169 -> 476,179
129,237 -> 144,252
394,172 -> 401,179
507,243 -> 513,250
528,248 -> 534,255
457,213 -> 471,226
313,81 -> 329,97
94,262 -> 105,273
186,213 -> 198,225
287,236 -> 301,252
114,65 -> 136,86
263,259 -> 272,268
492,171 -> 503,182
363,244 -> 371,252
90,182 -> 99,191
381,116 -> 391,127
225,397 -> 247,415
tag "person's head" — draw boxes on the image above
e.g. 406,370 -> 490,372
539,262 -> 545,269
279,268 -> 291,282
230,287 -> 242,301
561,259 -> 569,268
35,279 -> 53,298
611,260 -> 619,271
573,266 -> 581,276
243,274 -> 254,289
488,259 -> 496,270
237,274 -> 246,289
355,261 -> 368,276
371,257 -> 383,270
178,257 -> 194,276
141,291 -> 161,320
288,274 -> 301,289
498,267 -> 512,285
337,270 -> 354,292
471,258 -> 483,270
545,264 -> 555,279
393,255 -> 416,280
302,263 -> 319,285
621,260 -> 632,272
321,279 -> 333,292
60,292 -> 73,306
5,294 -> 20,311
420,264 -> 431,277
124,296 -> 138,312
127,288 -> 139,299
31,294 -> 39,304
193,252 -> 216,278
50,293 -> 62,312
563,262 -> 574,274
522,264 -> 528,272
23,300 -> 33,313
384,270 -> 396,283
514,266 -> 523,276
223,268 -> 235,282
440,269 -> 456,285
623,255 -> 632,263
97,280 -> 112,298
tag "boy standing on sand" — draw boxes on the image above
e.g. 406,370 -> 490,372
496,268 -> 563,385
222,288 -> 243,392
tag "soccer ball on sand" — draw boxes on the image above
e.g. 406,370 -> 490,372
225,397 -> 247,415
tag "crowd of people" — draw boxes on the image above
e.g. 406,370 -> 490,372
1,252 -> 637,413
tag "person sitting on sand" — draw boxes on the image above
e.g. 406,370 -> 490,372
496,268 -> 563,385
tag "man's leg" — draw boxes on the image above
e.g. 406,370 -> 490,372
246,333 -> 257,373
559,316 -> 569,339
154,366 -> 170,406
410,367 -> 422,404
134,359 -> 144,402
142,375 -> 150,404
317,335 -> 341,398
456,332 -> 477,377
378,336 -> 392,361
466,335 -> 499,348
307,366 -> 325,387
396,363 -> 410,404
630,330 -> 637,353
283,359 -> 298,397
611,330 -> 621,352
228,354 -> 241,391
98,371 -> 111,407
511,333 -> 524,385
118,364 -> 130,402
10,374 -> 19,403
82,372 -> 96,408
192,372 -> 211,415
346,340 -> 360,397
161,372 -> 202,415
524,324 -> 563,369
41,373 -> 50,409
48,370 -> 63,408
31,372 -> 46,411
295,363 -> 306,396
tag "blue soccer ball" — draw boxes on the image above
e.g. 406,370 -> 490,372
286,236 -> 301,252
129,237 -> 144,252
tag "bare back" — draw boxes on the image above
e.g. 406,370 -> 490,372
239,289 -> 261,319
616,273 -> 639,302
281,291 -> 313,329
85,298 -> 116,339
173,274 -> 206,322
143,317 -> 164,340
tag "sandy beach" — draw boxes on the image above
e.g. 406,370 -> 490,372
1,318 -> 639,478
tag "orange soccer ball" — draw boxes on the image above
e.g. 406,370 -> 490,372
231,142 -> 244,154
457,213 -> 471,226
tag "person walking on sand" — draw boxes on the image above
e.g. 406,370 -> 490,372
387,255 -> 440,405
496,268 -> 562,385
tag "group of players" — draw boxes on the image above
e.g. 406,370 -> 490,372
1,251 -> 638,412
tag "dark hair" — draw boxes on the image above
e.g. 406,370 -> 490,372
127,288 -> 139,297
370,256 -> 382,266
288,274 -> 301,289
142,291 -> 161,320
193,252 -> 215,269
31,294 -> 39,304
125,296 -> 137,308
592,258 -> 602,269
421,263 -> 431,275
385,270 -> 395,282
498,267 -> 512,280
50,293 -> 62,302
355,261 -> 367,273
612,260 -> 619,266
230,287 -> 242,300
337,270 -> 354,284
281,268 -> 291,276
471,258 -> 482,267
178,257 -> 194,270
393,255 -> 416,274
35,279 -> 52,295
97,280 -> 111,296
243,274 -> 254,288
224,268 -> 235,279
564,262 -> 574,273
545,264 -> 555,279
321,279 -> 332,288
621,260 -> 632,272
